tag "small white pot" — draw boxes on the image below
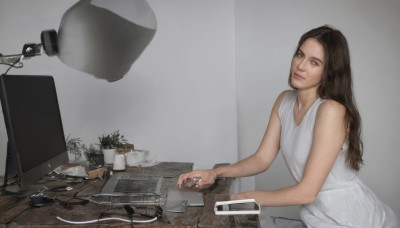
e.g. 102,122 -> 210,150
103,148 -> 116,165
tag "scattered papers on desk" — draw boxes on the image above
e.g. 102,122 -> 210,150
87,167 -> 106,179
54,164 -> 88,177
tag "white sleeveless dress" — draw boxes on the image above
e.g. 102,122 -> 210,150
278,90 -> 399,228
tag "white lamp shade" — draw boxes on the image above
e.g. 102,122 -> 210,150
57,0 -> 157,82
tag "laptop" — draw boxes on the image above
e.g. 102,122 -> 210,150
101,172 -> 163,196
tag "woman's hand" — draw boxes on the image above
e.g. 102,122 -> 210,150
177,169 -> 217,190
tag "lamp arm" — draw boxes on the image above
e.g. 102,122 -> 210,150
0,54 -> 23,68
0,29 -> 58,69
0,42 -> 42,68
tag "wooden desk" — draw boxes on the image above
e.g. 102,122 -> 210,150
0,162 -> 259,227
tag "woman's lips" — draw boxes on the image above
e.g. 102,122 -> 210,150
293,72 -> 305,80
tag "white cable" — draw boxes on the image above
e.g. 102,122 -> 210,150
56,216 -> 157,224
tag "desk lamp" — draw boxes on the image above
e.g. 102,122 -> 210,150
0,0 -> 157,82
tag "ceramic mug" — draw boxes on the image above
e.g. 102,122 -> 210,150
125,150 -> 149,166
113,153 -> 126,171
103,148 -> 116,165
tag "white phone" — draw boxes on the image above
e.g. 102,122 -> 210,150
214,199 -> 261,215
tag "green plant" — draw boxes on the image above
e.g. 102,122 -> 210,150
84,144 -> 103,166
98,130 -> 127,149
65,135 -> 85,160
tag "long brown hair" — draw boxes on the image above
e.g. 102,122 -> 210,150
289,25 -> 363,171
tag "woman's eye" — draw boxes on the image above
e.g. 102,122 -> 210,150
311,60 -> 318,66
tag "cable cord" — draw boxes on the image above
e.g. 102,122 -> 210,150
56,216 -> 157,224
3,57 -> 23,75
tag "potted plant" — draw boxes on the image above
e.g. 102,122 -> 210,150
65,135 -> 85,162
98,130 -> 128,165
98,130 -> 128,149
84,144 -> 104,167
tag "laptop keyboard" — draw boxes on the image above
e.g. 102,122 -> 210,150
114,178 -> 160,194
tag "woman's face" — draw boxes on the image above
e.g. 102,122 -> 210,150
290,38 -> 325,91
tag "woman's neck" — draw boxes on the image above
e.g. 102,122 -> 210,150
295,90 -> 319,113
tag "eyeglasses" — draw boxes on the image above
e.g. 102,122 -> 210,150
54,192 -> 89,209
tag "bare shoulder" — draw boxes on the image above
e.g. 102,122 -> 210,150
275,90 -> 292,105
317,99 -> 346,120
272,90 -> 292,112
279,90 -> 292,98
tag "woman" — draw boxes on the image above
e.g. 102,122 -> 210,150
177,25 -> 399,227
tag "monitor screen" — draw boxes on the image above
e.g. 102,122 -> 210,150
0,74 -> 68,194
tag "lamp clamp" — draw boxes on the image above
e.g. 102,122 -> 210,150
0,29 -> 58,66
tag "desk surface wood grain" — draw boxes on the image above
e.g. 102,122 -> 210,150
0,162 -> 259,227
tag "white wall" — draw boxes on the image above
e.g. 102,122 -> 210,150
0,0 -> 238,174
236,0 -> 400,219
1,0 -> 399,220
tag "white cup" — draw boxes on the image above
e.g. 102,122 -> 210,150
113,153 -> 126,171
125,149 -> 149,166
103,148 -> 116,165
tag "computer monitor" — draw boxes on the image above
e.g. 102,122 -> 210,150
0,74 -> 68,195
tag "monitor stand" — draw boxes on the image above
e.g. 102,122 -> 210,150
2,142 -> 38,196
3,183 -> 43,197
3,142 -> 19,187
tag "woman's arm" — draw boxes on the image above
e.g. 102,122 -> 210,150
213,90 -> 284,177
232,100 -> 347,206
177,91 -> 287,189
